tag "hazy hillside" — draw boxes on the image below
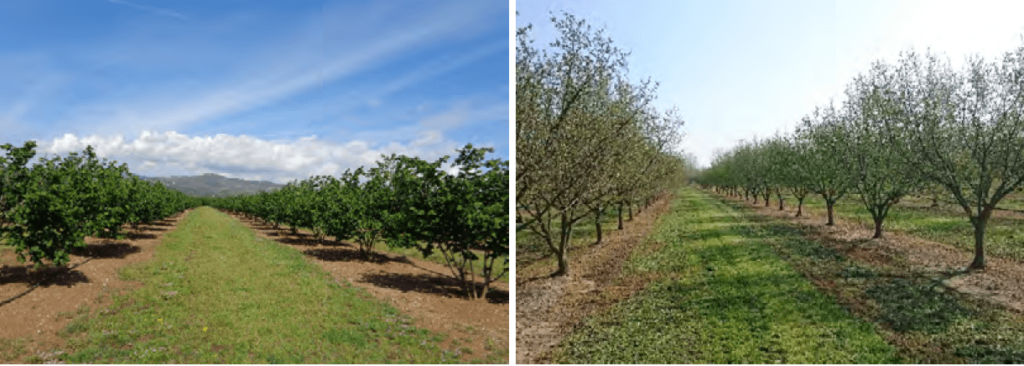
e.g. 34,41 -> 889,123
143,173 -> 283,197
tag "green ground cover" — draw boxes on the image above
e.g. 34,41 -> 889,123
555,188 -> 898,363
50,207 -> 471,363
556,188 -> 1024,363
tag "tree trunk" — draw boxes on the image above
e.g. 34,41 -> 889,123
753,194 -> 758,204
796,197 -> 805,217
777,195 -> 784,210
931,193 -> 939,207
617,203 -> 624,230
477,282 -> 489,302
595,206 -> 603,244
554,214 -> 573,276
873,217 -> 883,238
970,216 -> 988,270
826,201 -> 835,226
555,249 -> 569,276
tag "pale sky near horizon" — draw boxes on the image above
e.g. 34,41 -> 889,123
0,0 -> 508,183
516,0 -> 1024,167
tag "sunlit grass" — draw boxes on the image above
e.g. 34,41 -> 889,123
555,189 -> 899,363
57,207 -> 461,363
714,190 -> 1024,363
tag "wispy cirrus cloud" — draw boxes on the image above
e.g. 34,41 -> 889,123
1,0 -> 508,181
363,40 -> 509,107
64,0 -> 498,138
107,0 -> 187,20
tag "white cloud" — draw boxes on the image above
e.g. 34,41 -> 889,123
39,130 -> 463,183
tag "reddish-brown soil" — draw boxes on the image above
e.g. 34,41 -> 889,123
224,212 -> 509,362
0,211 -> 190,361
715,192 -> 1024,314
516,196 -> 673,364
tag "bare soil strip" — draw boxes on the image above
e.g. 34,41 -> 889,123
516,195 -> 673,364
224,212 -> 509,362
714,192 -> 1024,314
0,211 -> 191,356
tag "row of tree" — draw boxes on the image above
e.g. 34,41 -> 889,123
516,12 -> 692,276
206,144 -> 509,301
697,43 -> 1024,270
0,141 -> 200,266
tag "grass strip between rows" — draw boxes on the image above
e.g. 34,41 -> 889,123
558,187 -> 1024,363
57,207 -> 469,363
555,188 -> 898,363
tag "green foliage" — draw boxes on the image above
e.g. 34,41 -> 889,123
385,145 -> 509,300
0,143 -> 198,266
516,12 -> 689,276
206,144 -> 509,301
698,40 -> 1024,268
0,141 -> 37,229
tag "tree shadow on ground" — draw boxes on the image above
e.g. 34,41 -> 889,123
360,272 -> 508,304
74,243 -> 141,259
0,265 -> 91,308
0,265 -> 90,287
277,237 -> 321,247
485,288 -> 510,304
303,247 -> 410,265
124,232 -> 157,240
280,233 -> 354,248
278,236 -> 353,248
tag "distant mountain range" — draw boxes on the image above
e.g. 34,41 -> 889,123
142,173 -> 283,197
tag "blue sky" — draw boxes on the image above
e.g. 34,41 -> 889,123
0,0 -> 508,183
516,0 -> 1024,167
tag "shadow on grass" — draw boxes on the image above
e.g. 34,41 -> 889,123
865,277 -> 976,333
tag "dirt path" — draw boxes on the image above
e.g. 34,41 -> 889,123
0,210 -> 190,358
713,191 -> 1024,314
223,212 -> 509,362
516,195 -> 673,364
